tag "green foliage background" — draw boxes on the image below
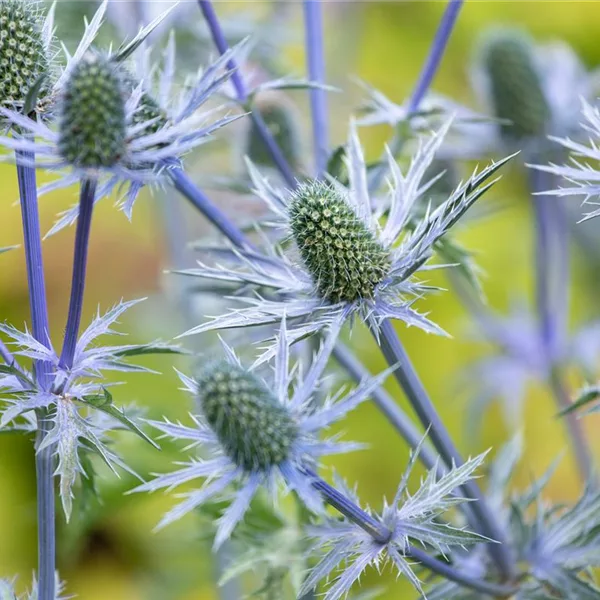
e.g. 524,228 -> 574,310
2,1 -> 600,598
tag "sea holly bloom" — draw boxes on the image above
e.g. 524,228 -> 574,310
300,439 -> 491,600
133,317 -> 391,547
0,7 -> 240,230
177,120 -> 513,349
44,35 -> 244,234
0,299 -> 181,520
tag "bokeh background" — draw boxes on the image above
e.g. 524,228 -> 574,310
2,1 -> 600,598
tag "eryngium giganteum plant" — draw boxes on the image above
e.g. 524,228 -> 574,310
1,0 -> 599,599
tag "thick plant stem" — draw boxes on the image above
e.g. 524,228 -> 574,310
303,0 -> 329,177
309,471 -> 516,598
196,0 -> 297,188
529,168 -> 593,480
332,342 -> 440,474
59,178 -> 97,370
374,319 -> 514,579
35,411 -> 56,600
16,152 -> 55,600
169,167 -> 254,250
368,0 -> 464,193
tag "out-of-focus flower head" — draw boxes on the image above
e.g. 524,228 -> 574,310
133,317 -> 390,547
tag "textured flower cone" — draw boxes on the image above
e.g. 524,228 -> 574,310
58,54 -> 126,169
0,0 -> 49,111
482,29 -> 551,142
290,182 -> 391,304
245,96 -> 302,169
197,361 -> 298,472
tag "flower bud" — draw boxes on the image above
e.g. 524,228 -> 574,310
197,361 -> 298,472
481,28 -> 550,142
58,53 -> 126,169
290,181 -> 391,304
245,94 -> 302,170
0,0 -> 49,113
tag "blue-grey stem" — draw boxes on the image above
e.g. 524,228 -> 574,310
59,178 -> 97,370
374,319 -> 514,579
196,0 -> 297,188
528,167 -> 593,480
16,151 -> 55,600
0,339 -> 17,367
303,0 -> 329,177
169,167 -> 254,250
368,0 -> 464,193
332,342 -> 440,474
309,470 -> 516,597
408,546 -> 516,598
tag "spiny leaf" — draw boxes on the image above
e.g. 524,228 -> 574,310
78,390 -> 158,449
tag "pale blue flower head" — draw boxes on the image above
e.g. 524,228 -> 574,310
178,120 -> 512,352
133,317 -> 389,548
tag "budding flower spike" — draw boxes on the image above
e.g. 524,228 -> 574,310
133,317 -> 392,547
440,27 -> 596,161
0,298 -> 184,521
178,120 -> 514,351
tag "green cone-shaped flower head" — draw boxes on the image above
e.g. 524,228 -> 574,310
197,361 -> 298,472
290,181 -> 391,304
58,53 -> 127,169
0,0 -> 50,112
481,28 -> 551,142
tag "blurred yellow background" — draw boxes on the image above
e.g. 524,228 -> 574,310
2,1 -> 600,598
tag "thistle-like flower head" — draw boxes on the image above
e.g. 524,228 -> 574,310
289,180 -> 391,304
0,299 -> 181,520
35,35 -> 245,235
133,317 -> 389,547
58,52 -> 126,169
179,120 -> 512,354
197,359 -> 299,471
480,28 -> 551,144
463,27 -> 597,159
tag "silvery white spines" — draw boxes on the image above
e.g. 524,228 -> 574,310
44,34 -> 246,235
0,5 -> 242,228
531,99 -> 600,222
176,120 -> 514,352
0,298 -> 183,521
133,316 -> 392,547
0,574 -> 69,600
300,437 -> 494,600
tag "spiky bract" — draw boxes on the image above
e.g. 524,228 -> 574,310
290,181 -> 391,304
58,53 -> 126,169
198,360 -> 298,472
482,28 -> 550,142
0,0 -> 49,112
